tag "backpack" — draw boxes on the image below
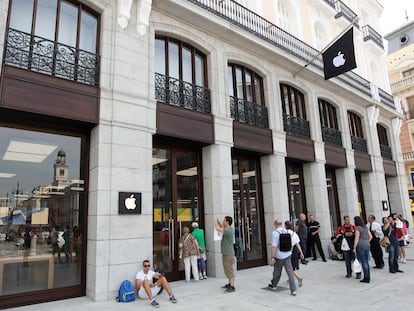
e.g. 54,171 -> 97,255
278,230 -> 292,252
116,280 -> 135,303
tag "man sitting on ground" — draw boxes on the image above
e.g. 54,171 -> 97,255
135,259 -> 177,308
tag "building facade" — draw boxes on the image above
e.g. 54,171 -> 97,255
386,20 -> 414,221
0,0 -> 409,308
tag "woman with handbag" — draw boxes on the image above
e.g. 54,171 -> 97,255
353,216 -> 372,283
178,226 -> 200,282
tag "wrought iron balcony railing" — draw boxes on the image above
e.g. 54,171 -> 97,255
155,73 -> 211,113
3,28 -> 100,86
283,114 -> 311,139
321,126 -> 343,147
380,144 -> 393,160
230,96 -> 269,128
186,0 -> 395,110
362,25 -> 384,50
351,136 -> 368,153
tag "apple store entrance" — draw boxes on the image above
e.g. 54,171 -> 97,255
152,145 -> 203,281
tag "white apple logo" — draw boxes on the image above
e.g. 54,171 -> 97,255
332,51 -> 346,67
124,194 -> 136,210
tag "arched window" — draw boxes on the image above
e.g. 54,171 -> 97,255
348,111 -> 367,152
155,36 -> 207,87
280,83 -> 310,138
227,63 -> 264,105
377,124 -> 392,159
227,63 -> 267,127
6,0 -> 99,85
318,99 -> 342,146
154,36 -> 210,113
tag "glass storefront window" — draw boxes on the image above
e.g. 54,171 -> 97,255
0,126 -> 84,296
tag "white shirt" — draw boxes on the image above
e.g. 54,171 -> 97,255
368,221 -> 383,239
136,270 -> 155,282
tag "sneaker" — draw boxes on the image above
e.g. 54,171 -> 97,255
298,278 -> 303,287
169,295 -> 177,303
151,300 -> 160,308
268,283 -> 277,290
225,286 -> 235,293
203,275 -> 208,280
291,291 -> 297,296
222,283 -> 230,289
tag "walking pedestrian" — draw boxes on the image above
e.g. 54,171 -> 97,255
268,219 -> 297,296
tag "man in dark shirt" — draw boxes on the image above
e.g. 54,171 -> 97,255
296,213 -> 308,264
308,214 -> 327,262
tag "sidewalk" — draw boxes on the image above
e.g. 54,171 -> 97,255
9,247 -> 414,311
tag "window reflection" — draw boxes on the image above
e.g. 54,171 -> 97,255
0,127 -> 84,295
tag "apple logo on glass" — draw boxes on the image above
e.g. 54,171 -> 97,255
124,194 -> 136,210
332,51 -> 346,68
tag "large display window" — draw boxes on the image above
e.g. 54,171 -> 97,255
0,125 -> 86,304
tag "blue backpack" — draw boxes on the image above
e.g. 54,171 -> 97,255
117,280 -> 135,303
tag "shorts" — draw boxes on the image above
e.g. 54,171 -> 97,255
399,240 -> 405,247
222,255 -> 235,279
138,284 -> 162,299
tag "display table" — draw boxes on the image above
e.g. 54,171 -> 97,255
0,254 -> 54,294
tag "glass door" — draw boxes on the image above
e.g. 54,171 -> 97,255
232,156 -> 266,269
286,162 -> 307,220
152,146 -> 202,280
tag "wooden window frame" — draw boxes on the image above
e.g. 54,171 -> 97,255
228,63 -> 265,105
280,83 -> 306,119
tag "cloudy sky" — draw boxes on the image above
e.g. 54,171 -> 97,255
379,0 -> 414,34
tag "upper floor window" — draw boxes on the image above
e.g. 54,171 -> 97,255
9,0 -> 98,54
318,99 -> 338,129
5,0 -> 100,85
280,83 -> 306,119
318,99 -> 342,146
155,36 -> 207,87
377,124 -> 392,160
154,36 -> 210,113
348,111 -> 364,138
348,111 -> 367,153
227,63 -> 264,105
403,68 -> 414,78
280,83 -> 310,138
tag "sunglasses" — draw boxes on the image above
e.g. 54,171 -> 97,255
144,265 -> 150,267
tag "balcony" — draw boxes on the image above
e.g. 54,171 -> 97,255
402,151 -> 414,160
391,75 -> 414,91
230,96 -> 269,128
351,136 -> 368,153
321,126 -> 343,147
362,25 -> 384,50
155,73 -> 211,113
283,114 -> 311,139
3,28 -> 100,86
323,0 -> 359,27
186,0 -> 395,110
380,144 -> 392,160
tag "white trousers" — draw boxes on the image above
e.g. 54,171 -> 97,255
183,255 -> 199,281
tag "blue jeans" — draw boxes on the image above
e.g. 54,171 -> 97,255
300,238 -> 307,260
356,244 -> 370,280
388,243 -> 400,272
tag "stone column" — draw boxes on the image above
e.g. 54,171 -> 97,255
202,116 -> 233,278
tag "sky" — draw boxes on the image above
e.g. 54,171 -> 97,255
379,0 -> 414,34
